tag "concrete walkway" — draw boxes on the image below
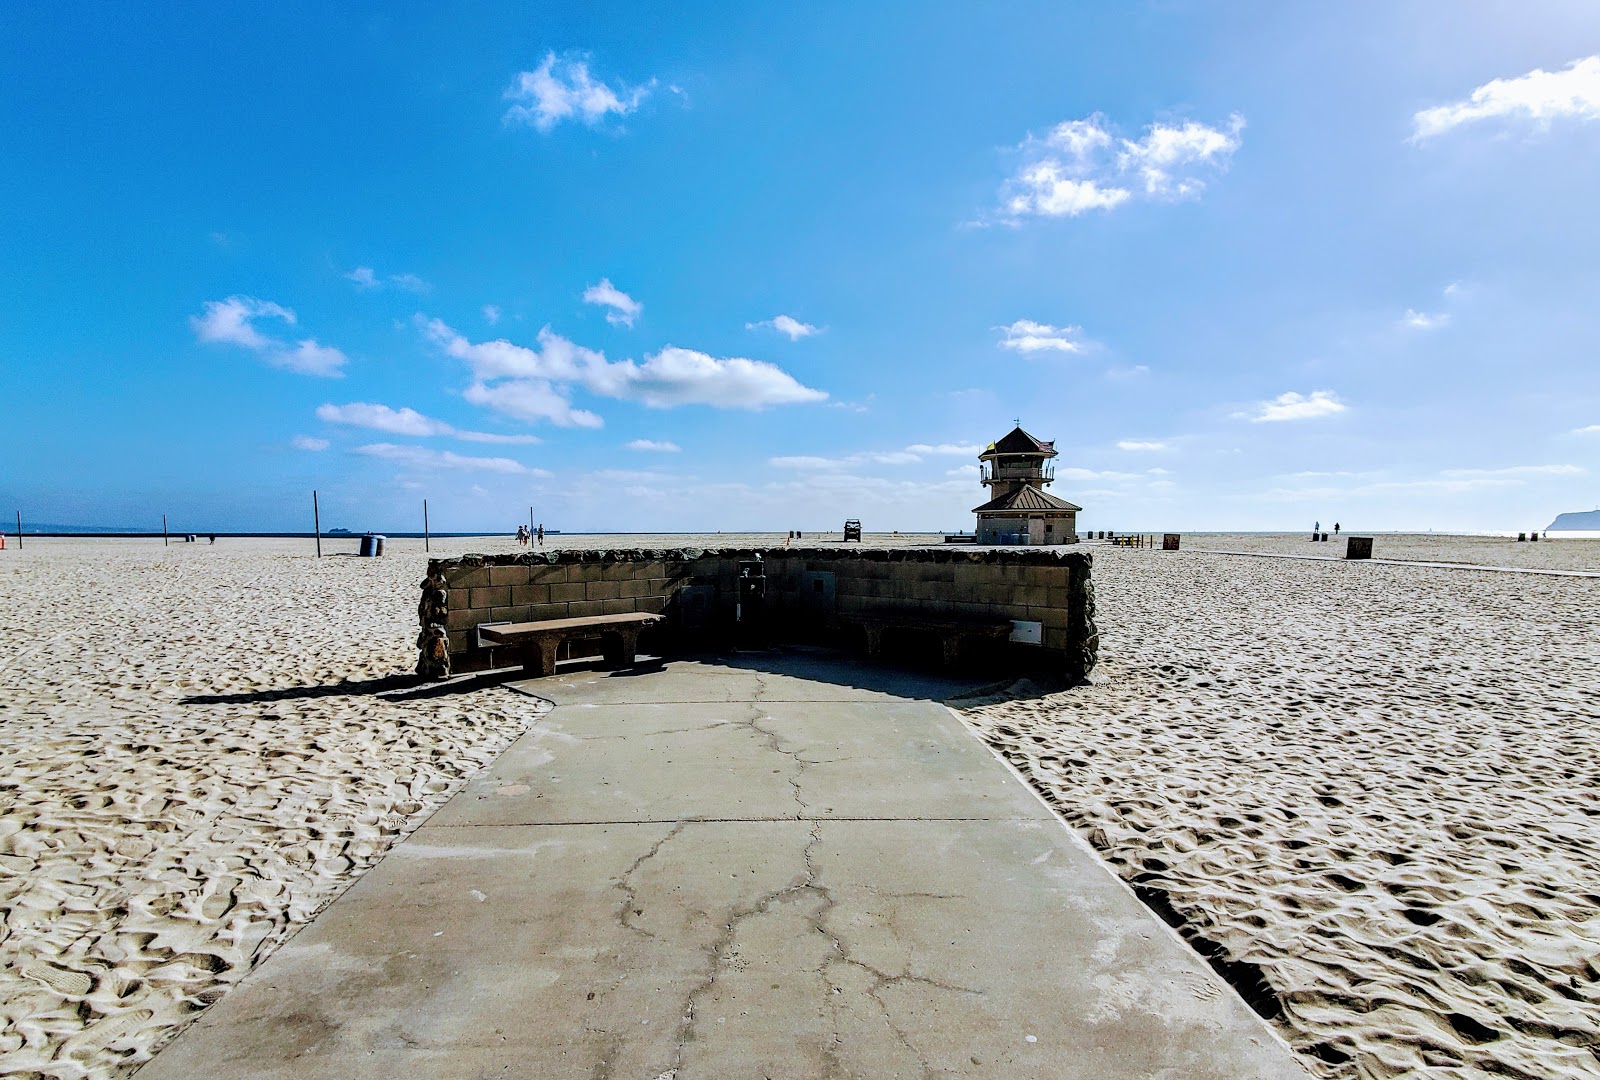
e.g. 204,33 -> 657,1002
140,651 -> 1307,1079
1192,547 -> 1600,578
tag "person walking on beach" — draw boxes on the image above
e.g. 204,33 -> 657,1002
536,523 -> 544,547
516,524 -> 527,547
1334,522 -> 1340,534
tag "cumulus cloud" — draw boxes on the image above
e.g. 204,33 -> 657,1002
583,278 -> 642,327
190,296 -> 347,377
996,320 -> 1087,354
353,442 -> 547,475
747,314 -> 820,341
482,305 -> 501,325
291,435 -> 329,451
1117,440 -> 1168,451
1245,390 -> 1347,422
316,402 -> 541,445
627,439 -> 681,452
1413,55 -> 1600,140
418,317 -> 826,426
504,52 -> 652,132
997,112 -> 1243,221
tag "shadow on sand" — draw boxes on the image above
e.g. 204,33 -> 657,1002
180,646 -> 1070,708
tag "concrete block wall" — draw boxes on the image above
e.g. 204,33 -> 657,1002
419,546 -> 1097,679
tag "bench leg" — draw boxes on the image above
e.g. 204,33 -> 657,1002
861,625 -> 883,658
615,628 -> 640,666
941,635 -> 963,668
524,637 -> 560,677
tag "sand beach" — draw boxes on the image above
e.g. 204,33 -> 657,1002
965,534 -> 1600,1076
1,532 -> 1597,1077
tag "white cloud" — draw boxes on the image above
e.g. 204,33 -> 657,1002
483,304 -> 501,325
419,316 -> 825,420
997,320 -> 1087,354
190,296 -> 347,377
1402,308 -> 1450,330
504,52 -> 652,132
462,378 -> 603,428
997,112 -> 1243,221
454,431 -> 541,445
1246,390 -> 1347,422
625,347 -> 829,409
1117,440 -> 1168,451
291,435 -> 329,451
905,443 -> 983,455
946,464 -> 981,477
353,442 -> 548,475
1413,55 -> 1600,140
582,278 -> 642,327
1117,116 -> 1246,197
319,402 -> 448,437
1573,424 -> 1600,435
627,439 -> 681,452
191,295 -> 292,350
771,450 -> 923,471
317,401 -> 540,444
1058,467 -> 1140,481
346,267 -> 431,293
747,314 -> 821,340
771,443 -> 982,471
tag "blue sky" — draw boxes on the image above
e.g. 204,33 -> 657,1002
3,2 -> 1598,533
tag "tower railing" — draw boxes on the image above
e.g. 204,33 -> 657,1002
981,461 -> 1055,484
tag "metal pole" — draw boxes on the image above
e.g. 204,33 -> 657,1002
423,499 -> 430,553
163,514 -> 168,546
528,505 -> 534,538
313,490 -> 322,558
14,510 -> 20,549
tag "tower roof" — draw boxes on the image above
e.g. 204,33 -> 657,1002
972,484 -> 1082,514
982,426 -> 1057,459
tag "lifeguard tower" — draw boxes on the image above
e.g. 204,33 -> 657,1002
972,425 -> 1081,545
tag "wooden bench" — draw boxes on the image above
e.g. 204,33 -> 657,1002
477,612 -> 664,677
837,611 -> 1013,668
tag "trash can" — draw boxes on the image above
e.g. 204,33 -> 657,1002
359,533 -> 386,557
1345,536 -> 1373,560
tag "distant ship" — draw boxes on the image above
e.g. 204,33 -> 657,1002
1547,510 -> 1600,531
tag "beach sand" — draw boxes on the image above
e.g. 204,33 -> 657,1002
3,532 -> 1597,1077
962,535 -> 1600,1076
0,531 -> 928,1077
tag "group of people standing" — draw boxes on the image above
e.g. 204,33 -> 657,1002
516,523 -> 544,547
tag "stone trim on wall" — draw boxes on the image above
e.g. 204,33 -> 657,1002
415,546 -> 1097,681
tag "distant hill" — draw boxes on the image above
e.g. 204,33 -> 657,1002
1547,510 -> 1600,531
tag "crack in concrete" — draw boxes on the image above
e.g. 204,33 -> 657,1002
670,820 -> 830,1075
746,707 -> 810,817
614,820 -> 691,939
578,721 -> 747,742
